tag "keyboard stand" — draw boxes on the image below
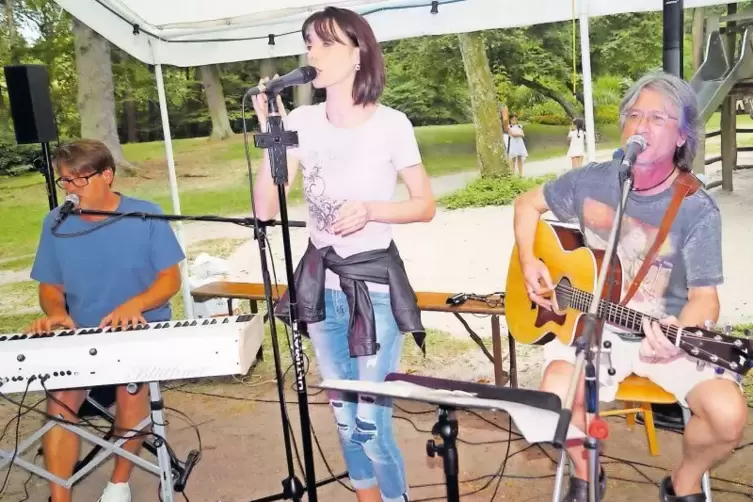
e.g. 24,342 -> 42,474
0,382 -> 175,501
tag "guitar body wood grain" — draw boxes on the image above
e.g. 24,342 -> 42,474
506,220 -> 624,346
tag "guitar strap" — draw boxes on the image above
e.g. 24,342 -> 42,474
620,171 -> 702,306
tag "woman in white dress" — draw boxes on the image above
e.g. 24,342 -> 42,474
500,107 -> 527,176
566,117 -> 585,168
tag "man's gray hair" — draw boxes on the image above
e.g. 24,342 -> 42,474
618,71 -> 699,172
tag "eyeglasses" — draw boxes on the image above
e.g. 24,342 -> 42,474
621,110 -> 678,128
55,171 -> 101,189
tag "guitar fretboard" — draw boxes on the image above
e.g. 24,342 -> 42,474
559,285 -> 680,341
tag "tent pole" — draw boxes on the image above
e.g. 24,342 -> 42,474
155,63 -> 194,319
579,5 -> 597,163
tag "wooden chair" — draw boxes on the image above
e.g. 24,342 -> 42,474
600,374 -> 712,500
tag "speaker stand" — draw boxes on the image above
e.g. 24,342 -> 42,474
37,141 -> 58,210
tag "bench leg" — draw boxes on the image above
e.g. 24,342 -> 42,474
490,319 -> 518,388
491,316 -> 504,386
507,328 -> 518,389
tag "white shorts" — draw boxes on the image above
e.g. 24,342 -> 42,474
542,328 -> 743,407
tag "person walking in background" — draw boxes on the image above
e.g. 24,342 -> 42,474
567,117 -> 586,168
501,106 -> 528,176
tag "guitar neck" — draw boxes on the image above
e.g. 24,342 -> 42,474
563,286 -> 680,340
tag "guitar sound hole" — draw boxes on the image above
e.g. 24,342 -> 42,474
555,278 -> 573,311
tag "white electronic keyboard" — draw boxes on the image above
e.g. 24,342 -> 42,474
0,314 -> 264,394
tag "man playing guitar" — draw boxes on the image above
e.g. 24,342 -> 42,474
512,71 -> 746,502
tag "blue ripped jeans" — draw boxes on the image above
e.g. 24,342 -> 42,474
307,288 -> 408,502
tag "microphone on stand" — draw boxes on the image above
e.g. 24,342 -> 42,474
245,66 -> 318,97
51,193 -> 79,231
620,135 -> 647,175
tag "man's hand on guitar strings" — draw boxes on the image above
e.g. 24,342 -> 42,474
521,258 -> 554,310
639,316 -> 685,363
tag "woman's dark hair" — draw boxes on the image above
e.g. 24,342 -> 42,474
573,117 -> 585,134
302,7 -> 385,106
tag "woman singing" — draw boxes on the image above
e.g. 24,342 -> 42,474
251,7 -> 436,502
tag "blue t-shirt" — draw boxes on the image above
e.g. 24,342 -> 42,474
30,194 -> 186,328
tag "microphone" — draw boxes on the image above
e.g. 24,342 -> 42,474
620,135 -> 647,173
246,66 -> 318,97
51,193 -> 79,230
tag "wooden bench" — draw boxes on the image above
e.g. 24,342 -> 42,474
191,282 -> 517,387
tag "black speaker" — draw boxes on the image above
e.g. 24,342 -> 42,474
4,64 -> 57,144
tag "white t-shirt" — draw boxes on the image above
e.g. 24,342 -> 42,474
285,103 -> 422,291
567,129 -> 585,157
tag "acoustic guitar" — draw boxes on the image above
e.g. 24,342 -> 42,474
505,219 -> 753,376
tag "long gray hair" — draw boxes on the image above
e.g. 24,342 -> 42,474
618,71 -> 699,172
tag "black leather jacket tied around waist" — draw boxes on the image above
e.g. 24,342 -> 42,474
275,240 -> 426,358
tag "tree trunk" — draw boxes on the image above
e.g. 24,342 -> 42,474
123,92 -> 138,143
260,58 -> 277,78
692,8 -> 705,73
4,0 -> 19,64
72,18 -> 130,169
457,32 -> 508,178
2,0 -> 18,131
200,64 -> 233,140
294,53 -> 313,107
518,77 -> 580,118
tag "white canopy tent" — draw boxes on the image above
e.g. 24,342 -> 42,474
52,0 -> 739,316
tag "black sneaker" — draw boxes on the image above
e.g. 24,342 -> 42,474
561,469 -> 607,502
659,476 -> 707,502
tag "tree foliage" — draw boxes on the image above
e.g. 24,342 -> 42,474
381,36 -> 469,125
0,2 -> 725,176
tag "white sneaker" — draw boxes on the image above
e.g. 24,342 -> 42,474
98,482 -> 131,502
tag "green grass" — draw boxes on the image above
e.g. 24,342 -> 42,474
438,173 -> 557,209
0,281 -> 39,314
0,121 -> 626,265
0,255 -> 35,272
0,312 -> 37,333
187,238 -> 247,262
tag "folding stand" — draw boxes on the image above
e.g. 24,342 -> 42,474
315,373 -> 585,502
0,382 -> 175,501
72,388 -> 197,493
426,407 -> 460,501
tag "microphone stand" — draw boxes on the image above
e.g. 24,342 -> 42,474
551,165 -> 633,502
241,90 -> 319,502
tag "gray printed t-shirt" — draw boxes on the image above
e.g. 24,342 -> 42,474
543,160 -> 723,319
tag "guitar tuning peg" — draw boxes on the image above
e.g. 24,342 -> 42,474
704,319 -> 716,330
723,322 -> 732,336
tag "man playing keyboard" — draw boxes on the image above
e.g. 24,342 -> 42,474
26,139 -> 185,502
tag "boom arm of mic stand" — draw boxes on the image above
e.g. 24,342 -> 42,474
70,208 -> 306,230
